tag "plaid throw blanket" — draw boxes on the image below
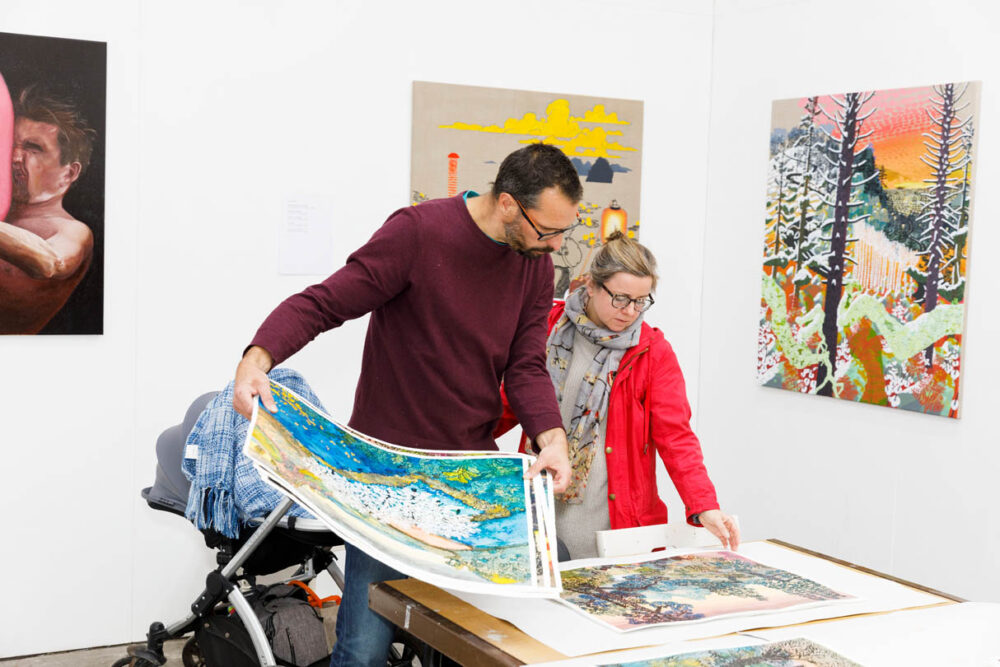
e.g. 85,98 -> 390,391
182,368 -> 324,537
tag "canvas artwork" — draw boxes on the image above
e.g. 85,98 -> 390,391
600,638 -> 862,667
758,82 -> 981,417
559,550 -> 853,631
411,81 -> 643,298
0,31 -> 107,335
244,380 -> 561,596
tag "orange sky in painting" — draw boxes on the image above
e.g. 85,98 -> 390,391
808,86 -> 939,188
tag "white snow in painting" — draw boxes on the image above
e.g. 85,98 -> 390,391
300,456 -> 479,540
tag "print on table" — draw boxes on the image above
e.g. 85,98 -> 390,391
561,550 -> 852,630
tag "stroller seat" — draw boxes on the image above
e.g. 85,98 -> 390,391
119,390 -> 346,667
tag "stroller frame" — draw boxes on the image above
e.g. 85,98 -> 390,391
117,390 -> 349,667
123,495 -> 345,667
120,389 -> 427,667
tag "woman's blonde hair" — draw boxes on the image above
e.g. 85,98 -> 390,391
589,231 -> 658,291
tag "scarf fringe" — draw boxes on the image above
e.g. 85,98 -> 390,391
190,487 -> 239,538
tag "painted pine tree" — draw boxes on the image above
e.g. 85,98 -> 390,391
784,96 -> 840,300
813,92 -> 878,396
789,97 -> 822,283
947,119 -> 976,290
763,146 -> 797,276
914,83 -> 973,366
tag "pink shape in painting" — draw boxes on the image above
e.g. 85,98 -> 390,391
0,73 -> 13,220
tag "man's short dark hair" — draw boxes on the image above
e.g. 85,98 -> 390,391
15,84 -> 97,176
491,143 -> 583,208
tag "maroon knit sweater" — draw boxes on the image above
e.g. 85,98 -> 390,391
250,195 -> 562,451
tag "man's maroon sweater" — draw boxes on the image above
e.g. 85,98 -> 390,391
250,195 -> 562,451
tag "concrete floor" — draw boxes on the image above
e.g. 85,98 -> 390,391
0,638 -> 187,666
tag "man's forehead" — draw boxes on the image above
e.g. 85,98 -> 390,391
15,117 -> 60,143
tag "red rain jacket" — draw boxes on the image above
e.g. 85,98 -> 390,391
496,301 -> 720,530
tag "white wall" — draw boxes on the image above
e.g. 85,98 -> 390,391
1,0 -> 714,657
9,0 -> 997,657
700,0 -> 1000,601
0,1 -> 141,658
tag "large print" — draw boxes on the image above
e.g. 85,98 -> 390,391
598,637 -> 862,667
560,550 -> 853,631
0,31 -> 106,335
244,380 -> 561,596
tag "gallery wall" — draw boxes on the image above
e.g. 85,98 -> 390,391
700,0 -> 1000,601
0,0 -> 141,658
0,0 -> 715,657
5,0 -> 997,658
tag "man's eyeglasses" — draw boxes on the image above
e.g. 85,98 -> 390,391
511,195 -> 580,240
601,283 -> 655,312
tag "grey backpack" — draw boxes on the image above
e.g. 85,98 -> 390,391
254,583 -> 330,667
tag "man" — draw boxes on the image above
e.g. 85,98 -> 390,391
0,84 -> 96,334
233,143 -> 582,666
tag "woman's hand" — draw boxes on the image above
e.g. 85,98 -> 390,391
698,510 -> 740,550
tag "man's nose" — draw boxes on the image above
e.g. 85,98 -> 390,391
546,234 -> 564,252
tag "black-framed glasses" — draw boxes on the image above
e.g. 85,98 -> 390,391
511,195 -> 580,240
601,283 -> 655,312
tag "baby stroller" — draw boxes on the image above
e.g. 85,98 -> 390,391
115,391 -> 422,667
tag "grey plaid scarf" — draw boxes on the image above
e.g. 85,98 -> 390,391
547,286 -> 642,503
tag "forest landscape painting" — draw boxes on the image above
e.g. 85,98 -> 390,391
758,82 -> 980,417
599,638 -> 862,667
560,551 -> 852,631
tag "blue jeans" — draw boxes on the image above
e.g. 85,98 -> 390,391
329,543 -> 407,666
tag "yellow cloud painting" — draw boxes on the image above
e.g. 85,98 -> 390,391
439,99 -> 637,158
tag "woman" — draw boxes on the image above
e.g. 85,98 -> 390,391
499,231 -> 739,559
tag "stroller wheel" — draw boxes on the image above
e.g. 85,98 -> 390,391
110,659 -> 133,667
182,637 -> 206,667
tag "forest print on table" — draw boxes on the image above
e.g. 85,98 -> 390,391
758,82 -> 980,417
600,637 -> 862,666
560,551 -> 852,631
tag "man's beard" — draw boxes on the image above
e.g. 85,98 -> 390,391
503,221 -> 554,259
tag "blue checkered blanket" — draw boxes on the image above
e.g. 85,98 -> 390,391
182,368 -> 323,538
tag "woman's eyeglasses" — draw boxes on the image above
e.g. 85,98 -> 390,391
601,283 -> 654,312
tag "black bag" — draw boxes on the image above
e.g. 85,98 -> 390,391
196,613 -> 259,667
195,583 -> 331,667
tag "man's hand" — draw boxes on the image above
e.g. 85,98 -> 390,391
233,346 -> 276,419
698,509 -> 741,550
525,427 -> 571,494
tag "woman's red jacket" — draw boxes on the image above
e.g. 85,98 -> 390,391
495,301 -> 720,529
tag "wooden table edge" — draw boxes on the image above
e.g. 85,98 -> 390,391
370,540 -> 964,665
370,580 -> 565,666
766,538 -> 966,602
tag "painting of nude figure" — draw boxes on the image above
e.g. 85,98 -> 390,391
0,31 -> 106,335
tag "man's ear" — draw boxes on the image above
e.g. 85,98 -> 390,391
498,191 -> 515,218
61,161 -> 82,189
